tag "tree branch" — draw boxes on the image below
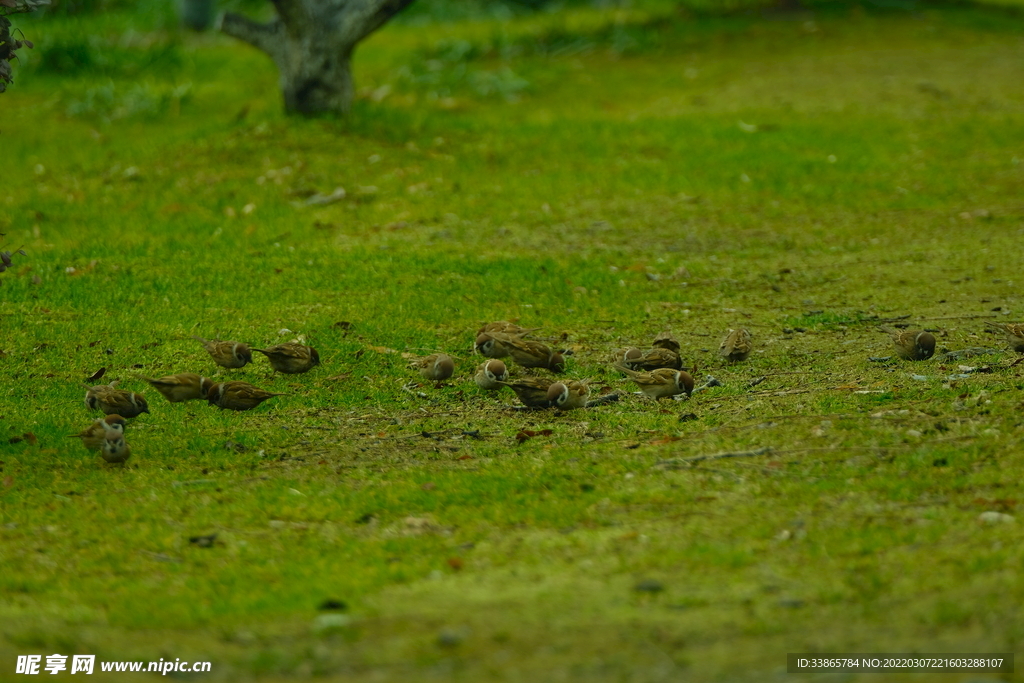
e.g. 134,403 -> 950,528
268,0 -> 306,34
218,12 -> 286,64
338,0 -> 417,45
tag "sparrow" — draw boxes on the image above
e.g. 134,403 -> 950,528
100,432 -> 131,464
477,321 -> 540,338
474,359 -> 509,390
879,326 -> 935,361
547,379 -> 590,411
475,333 -> 510,358
718,328 -> 753,362
83,381 -> 120,411
409,353 -> 455,381
616,364 -> 694,401
207,381 -> 285,411
622,347 -> 682,371
986,322 -> 1024,353
137,373 -> 213,402
499,377 -> 555,408
67,415 -> 127,452
651,331 -> 681,354
253,343 -> 321,374
194,336 -> 253,369
505,338 -> 565,373
85,383 -> 150,418
609,347 -> 643,364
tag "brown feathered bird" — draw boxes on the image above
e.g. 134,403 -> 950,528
474,359 -> 509,390
84,382 -> 150,418
67,415 -> 127,452
621,347 -> 682,371
504,338 -> 565,373
253,343 -> 321,374
879,326 -> 935,361
100,432 -> 132,464
718,328 -> 753,362
477,321 -> 540,338
194,336 -> 253,369
137,373 -> 213,402
616,364 -> 694,401
409,353 -> 455,381
475,322 -> 540,358
547,380 -> 590,411
651,331 -> 681,354
609,347 -> 643,364
986,321 -> 1024,353
207,381 -> 285,411
499,377 -> 555,408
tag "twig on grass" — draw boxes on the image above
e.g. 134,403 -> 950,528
657,446 -> 772,468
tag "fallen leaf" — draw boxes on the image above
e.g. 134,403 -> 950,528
189,533 -> 218,548
87,367 -> 106,382
367,345 -> 399,354
446,557 -> 464,571
456,454 -> 474,461
23,433 -> 37,445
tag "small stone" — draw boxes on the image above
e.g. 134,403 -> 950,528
312,613 -> 351,634
978,511 -> 1015,525
634,579 -> 664,594
437,630 -> 463,647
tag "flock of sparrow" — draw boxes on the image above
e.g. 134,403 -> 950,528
70,338 -> 320,465
67,321 -> 1024,466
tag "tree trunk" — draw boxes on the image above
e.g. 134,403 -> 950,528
220,0 -> 415,116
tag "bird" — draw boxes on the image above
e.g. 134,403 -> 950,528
616,364 -> 694,401
137,373 -> 213,402
207,381 -> 285,411
193,336 -> 253,369
409,353 -> 455,381
499,377 -> 555,408
879,326 -> 936,361
83,381 -> 120,411
718,328 -> 753,362
547,380 -> 590,411
621,347 -> 682,371
67,415 -> 127,452
100,432 -> 131,464
504,338 -> 565,373
986,322 -> 1024,353
474,359 -> 509,390
651,331 -> 681,354
475,333 -> 511,359
477,321 -> 540,338
253,343 -> 321,374
84,383 -> 150,418
609,347 -> 643,364
475,322 -> 540,358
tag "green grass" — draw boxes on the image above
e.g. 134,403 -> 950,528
2,2 -> 1024,681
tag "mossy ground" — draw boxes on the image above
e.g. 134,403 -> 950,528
1,2 -> 1023,681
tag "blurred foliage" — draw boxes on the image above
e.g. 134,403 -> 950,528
1,0 -> 49,92
30,31 -> 184,77
65,80 -> 192,122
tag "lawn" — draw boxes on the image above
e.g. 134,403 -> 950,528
1,1 -> 1023,681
